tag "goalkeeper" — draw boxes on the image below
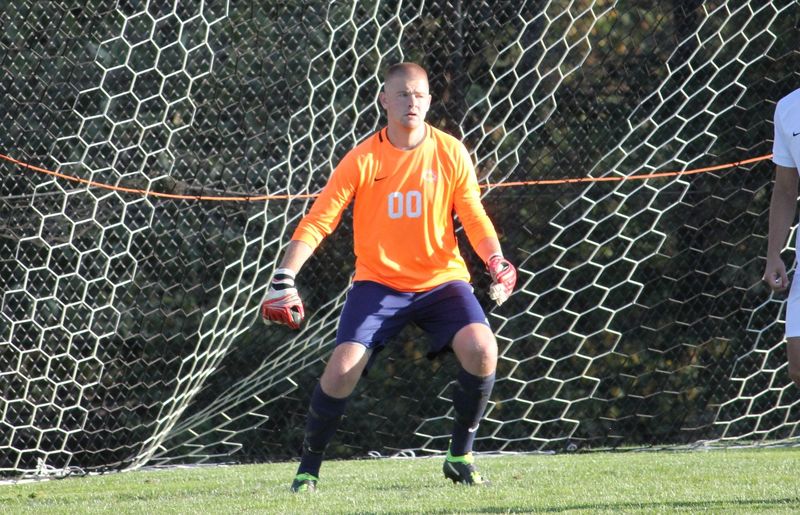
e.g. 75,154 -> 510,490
764,86 -> 800,388
262,62 -> 517,492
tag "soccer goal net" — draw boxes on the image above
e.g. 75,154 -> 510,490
1,0 -> 799,477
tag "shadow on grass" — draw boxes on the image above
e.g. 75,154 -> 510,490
377,496 -> 800,514
538,497 -> 800,513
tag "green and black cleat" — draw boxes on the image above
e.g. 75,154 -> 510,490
290,472 -> 318,493
443,449 -> 490,486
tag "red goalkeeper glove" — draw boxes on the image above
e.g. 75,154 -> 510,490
487,254 -> 516,306
261,268 -> 304,329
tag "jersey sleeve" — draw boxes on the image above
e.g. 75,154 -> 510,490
773,99 -> 796,168
291,151 -> 360,250
452,142 -> 498,250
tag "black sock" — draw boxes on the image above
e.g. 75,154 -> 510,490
449,369 -> 495,456
296,383 -> 349,478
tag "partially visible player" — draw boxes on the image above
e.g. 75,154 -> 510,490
262,62 -> 516,492
763,86 -> 800,387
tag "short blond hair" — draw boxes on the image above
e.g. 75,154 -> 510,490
384,62 -> 428,85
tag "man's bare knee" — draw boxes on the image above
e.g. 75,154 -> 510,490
452,324 -> 497,377
320,342 -> 370,398
471,342 -> 496,375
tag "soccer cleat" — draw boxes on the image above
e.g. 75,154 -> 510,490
443,449 -> 490,486
290,472 -> 318,493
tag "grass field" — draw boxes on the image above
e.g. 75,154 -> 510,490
1,448 -> 798,513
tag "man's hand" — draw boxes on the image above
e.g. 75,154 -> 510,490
763,255 -> 790,292
487,254 -> 516,306
261,268 -> 305,329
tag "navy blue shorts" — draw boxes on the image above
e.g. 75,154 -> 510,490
336,280 -> 489,368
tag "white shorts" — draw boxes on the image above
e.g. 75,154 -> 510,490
787,269 -> 800,337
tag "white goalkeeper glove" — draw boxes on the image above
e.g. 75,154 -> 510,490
261,268 -> 305,329
487,254 -> 516,306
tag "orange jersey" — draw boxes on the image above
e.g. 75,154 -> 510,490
291,124 -> 498,292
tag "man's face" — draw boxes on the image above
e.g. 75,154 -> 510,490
379,73 -> 431,129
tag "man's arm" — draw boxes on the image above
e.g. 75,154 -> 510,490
449,143 -> 517,305
474,237 -> 503,264
475,236 -> 517,306
262,152 -> 359,329
260,240 -> 315,330
764,165 -> 799,291
456,188 -> 517,307
278,240 -> 315,274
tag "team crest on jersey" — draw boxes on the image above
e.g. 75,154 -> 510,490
422,169 -> 437,182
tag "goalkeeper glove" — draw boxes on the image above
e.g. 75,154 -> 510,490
261,268 -> 305,329
487,254 -> 516,306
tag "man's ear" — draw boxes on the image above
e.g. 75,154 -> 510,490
378,90 -> 387,109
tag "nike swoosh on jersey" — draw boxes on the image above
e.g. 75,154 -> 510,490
794,131 -> 800,137
374,176 -> 388,182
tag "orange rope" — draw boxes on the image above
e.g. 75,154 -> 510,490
0,152 -> 774,202
484,154 -> 774,188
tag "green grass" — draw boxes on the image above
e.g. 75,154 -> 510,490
1,448 -> 799,514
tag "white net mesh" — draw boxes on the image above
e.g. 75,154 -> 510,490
1,0 -> 799,477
